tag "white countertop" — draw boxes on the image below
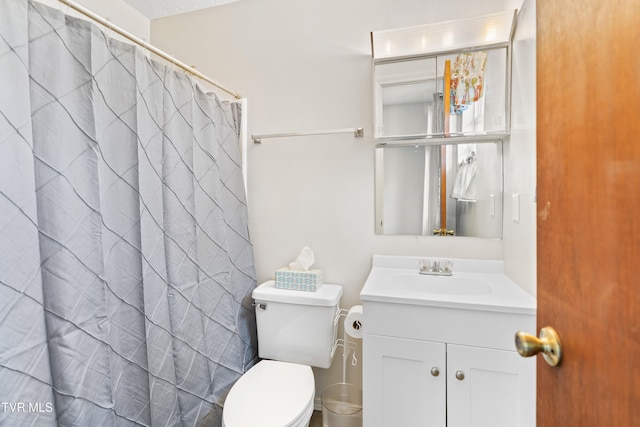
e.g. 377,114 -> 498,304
360,255 -> 536,315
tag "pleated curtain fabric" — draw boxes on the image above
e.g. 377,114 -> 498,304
0,1 -> 258,426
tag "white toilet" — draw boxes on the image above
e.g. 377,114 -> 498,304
222,280 -> 343,427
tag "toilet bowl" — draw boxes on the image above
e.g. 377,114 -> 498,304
222,281 -> 343,427
222,360 -> 315,427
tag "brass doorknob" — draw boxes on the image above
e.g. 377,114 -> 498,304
515,326 -> 562,367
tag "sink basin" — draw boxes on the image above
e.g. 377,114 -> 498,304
393,273 -> 492,296
360,256 -> 537,314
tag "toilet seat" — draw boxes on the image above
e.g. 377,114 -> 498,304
222,360 -> 315,427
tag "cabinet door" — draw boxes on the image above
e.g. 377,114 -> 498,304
363,334 -> 446,427
447,344 -> 535,427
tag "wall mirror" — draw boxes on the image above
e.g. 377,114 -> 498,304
375,141 -> 503,237
373,50 -> 508,141
370,11 -> 516,238
371,10 -> 516,142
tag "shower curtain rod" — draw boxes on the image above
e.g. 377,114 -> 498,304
57,0 -> 241,99
252,127 -> 364,143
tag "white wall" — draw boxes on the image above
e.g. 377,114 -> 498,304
151,0 -> 528,396
36,0 -> 149,41
504,0 -> 537,296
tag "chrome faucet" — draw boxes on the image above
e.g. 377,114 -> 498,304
419,259 -> 453,276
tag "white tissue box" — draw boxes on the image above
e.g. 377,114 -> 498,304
274,268 -> 323,292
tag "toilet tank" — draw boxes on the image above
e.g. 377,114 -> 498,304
252,281 -> 343,369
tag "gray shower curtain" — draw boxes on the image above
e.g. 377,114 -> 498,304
0,1 -> 258,426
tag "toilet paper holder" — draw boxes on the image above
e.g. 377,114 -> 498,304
350,318 -> 362,333
332,307 -> 363,383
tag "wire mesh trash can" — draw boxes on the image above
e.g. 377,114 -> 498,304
321,383 -> 362,427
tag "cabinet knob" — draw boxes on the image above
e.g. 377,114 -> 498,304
455,370 -> 465,381
430,367 -> 440,377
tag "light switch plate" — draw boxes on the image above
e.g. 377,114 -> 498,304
512,193 -> 520,223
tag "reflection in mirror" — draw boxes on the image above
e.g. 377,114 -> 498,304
378,76 -> 443,136
375,142 -> 503,238
373,48 -> 508,140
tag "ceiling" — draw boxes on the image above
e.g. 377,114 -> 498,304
122,0 -> 239,19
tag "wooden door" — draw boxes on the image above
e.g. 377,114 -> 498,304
537,0 -> 640,425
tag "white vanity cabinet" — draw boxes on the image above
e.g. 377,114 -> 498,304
360,256 -> 536,427
363,335 -> 531,427
446,344 -> 528,427
363,334 -> 446,426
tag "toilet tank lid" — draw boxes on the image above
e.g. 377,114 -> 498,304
253,281 -> 343,306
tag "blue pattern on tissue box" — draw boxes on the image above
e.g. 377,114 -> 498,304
274,268 -> 323,291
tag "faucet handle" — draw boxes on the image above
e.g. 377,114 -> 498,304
441,260 -> 453,274
433,228 -> 455,236
419,259 -> 432,273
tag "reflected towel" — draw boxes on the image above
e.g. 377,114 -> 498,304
450,51 -> 487,114
451,155 -> 477,201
